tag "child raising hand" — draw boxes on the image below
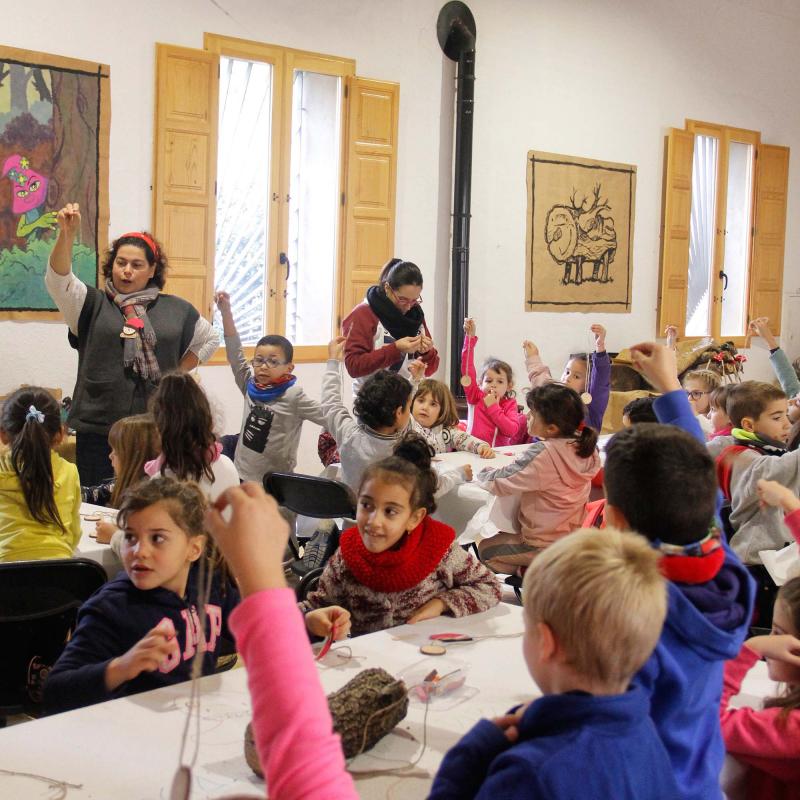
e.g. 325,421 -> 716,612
524,323 -> 611,432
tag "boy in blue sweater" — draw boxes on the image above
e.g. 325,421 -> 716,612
429,527 -> 680,800
607,341 -> 755,800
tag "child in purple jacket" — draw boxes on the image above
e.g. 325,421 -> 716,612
523,323 -> 611,432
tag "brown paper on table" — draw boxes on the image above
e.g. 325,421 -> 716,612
525,151 -> 636,313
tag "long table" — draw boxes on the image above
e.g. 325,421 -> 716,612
0,604 -> 530,799
0,599 -> 775,799
76,502 -> 122,578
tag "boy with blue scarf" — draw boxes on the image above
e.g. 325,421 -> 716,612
216,292 -> 324,482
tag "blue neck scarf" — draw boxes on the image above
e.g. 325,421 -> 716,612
246,374 -> 297,403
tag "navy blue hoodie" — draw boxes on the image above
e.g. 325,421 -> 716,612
44,564 -> 239,713
631,390 -> 755,800
429,687 -> 680,799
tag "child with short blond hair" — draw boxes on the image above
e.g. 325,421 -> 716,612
429,527 -> 678,800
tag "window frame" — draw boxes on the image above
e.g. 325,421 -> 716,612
204,33 -> 355,364
684,119 -> 759,344
659,119 -> 789,347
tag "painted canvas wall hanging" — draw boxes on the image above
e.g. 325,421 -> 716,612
525,151 -> 635,313
0,45 -> 109,318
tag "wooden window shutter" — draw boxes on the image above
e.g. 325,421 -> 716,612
152,44 -> 219,320
338,77 -> 399,326
749,144 -> 790,334
657,128 -> 695,336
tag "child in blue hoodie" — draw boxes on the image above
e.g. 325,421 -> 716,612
429,527 -> 680,800
604,341 -> 755,800
44,477 -> 239,713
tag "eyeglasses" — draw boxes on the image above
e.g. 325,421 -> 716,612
252,356 -> 287,369
387,285 -> 422,308
685,390 -> 710,401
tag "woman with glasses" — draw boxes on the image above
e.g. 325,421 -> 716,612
342,258 -> 439,394
45,203 -> 219,485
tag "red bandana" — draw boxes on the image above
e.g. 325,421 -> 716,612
339,516 -> 455,593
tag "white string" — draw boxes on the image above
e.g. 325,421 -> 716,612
173,544 -> 217,791
0,768 -> 82,799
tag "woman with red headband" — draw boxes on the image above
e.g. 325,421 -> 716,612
45,202 -> 219,485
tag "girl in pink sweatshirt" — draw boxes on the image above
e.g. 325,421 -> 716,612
720,479 -> 800,800
477,383 -> 601,575
461,317 -> 526,446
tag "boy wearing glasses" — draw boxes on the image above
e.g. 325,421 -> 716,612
216,292 -> 325,482
682,369 -> 722,436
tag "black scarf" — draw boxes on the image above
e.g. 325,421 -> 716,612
366,284 -> 425,341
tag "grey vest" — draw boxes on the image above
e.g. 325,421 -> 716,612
68,286 -> 198,434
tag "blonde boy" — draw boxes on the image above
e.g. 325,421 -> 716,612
429,528 -> 680,800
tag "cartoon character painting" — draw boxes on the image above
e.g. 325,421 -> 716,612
2,153 -> 57,239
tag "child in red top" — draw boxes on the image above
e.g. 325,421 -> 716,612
720,478 -> 800,799
461,317 -> 525,447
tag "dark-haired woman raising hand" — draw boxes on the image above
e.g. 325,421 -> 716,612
46,203 -> 219,485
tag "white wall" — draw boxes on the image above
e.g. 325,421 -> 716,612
3,0 -> 800,474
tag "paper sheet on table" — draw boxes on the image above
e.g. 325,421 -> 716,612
759,542 -> 799,587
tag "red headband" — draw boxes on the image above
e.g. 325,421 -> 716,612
118,231 -> 160,260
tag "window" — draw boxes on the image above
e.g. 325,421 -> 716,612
152,37 -> 399,362
658,120 -> 789,342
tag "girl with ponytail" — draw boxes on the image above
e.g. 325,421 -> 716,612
298,432 -> 500,637
477,383 -> 602,575
0,386 -> 82,561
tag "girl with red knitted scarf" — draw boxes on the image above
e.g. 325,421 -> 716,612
298,434 -> 501,638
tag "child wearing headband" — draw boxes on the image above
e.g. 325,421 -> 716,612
0,386 -> 81,561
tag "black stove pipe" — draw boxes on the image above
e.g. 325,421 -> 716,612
437,2 -> 476,396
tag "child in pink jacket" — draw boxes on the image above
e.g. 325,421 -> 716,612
720,479 -> 800,800
477,383 -> 601,574
461,317 -> 525,447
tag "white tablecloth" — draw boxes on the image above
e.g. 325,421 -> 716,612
75,502 -> 122,578
0,604 -> 530,800
0,598 -> 775,800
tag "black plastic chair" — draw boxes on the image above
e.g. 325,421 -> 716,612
295,566 -> 325,603
0,558 -> 107,723
264,472 -> 357,520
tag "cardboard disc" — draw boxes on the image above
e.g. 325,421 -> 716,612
420,644 -> 447,656
82,513 -> 101,522
460,375 -> 472,387
580,392 -> 593,405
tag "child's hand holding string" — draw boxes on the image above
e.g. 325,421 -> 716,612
214,290 -> 232,316
491,702 -> 530,743
408,358 -> 426,381
105,619 -> 176,691
328,335 -> 346,361
483,388 -> 499,407
305,606 -> 351,641
464,317 -> 476,337
205,482 -> 290,597
629,342 -> 681,394
522,340 -> 539,358
748,317 -> 779,350
591,324 -> 606,352
756,479 -> 800,514
664,325 -> 678,350
477,443 -> 495,459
